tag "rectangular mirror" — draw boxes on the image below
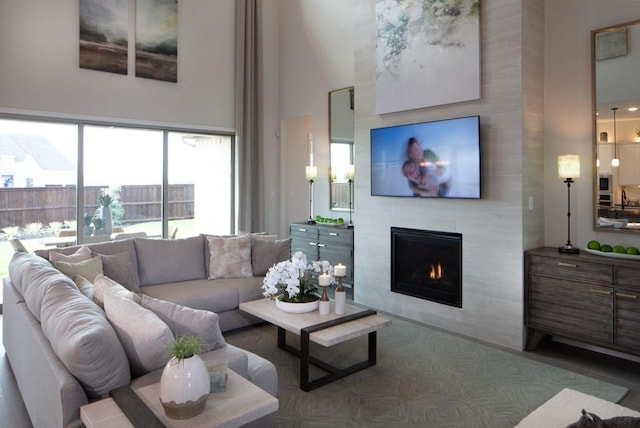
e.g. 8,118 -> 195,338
329,87 -> 355,211
593,20 -> 640,233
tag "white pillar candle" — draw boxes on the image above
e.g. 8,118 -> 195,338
319,273 -> 331,286
334,264 -> 347,277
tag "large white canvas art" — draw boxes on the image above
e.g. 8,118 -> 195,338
376,0 -> 481,114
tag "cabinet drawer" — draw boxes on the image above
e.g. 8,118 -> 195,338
614,266 -> 640,290
319,246 -> 353,283
290,225 -> 318,239
527,275 -> 613,344
528,255 -> 612,285
318,228 -> 353,246
615,289 -> 640,351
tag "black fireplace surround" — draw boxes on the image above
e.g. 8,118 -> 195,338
391,227 -> 462,308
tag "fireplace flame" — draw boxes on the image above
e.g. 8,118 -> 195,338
429,263 -> 443,281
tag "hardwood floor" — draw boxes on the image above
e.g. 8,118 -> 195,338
1,314 -> 639,427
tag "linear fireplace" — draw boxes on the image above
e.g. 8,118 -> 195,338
391,227 -> 462,308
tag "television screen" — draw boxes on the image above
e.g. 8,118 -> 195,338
370,115 -> 480,199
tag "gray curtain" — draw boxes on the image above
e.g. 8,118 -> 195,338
235,0 -> 264,233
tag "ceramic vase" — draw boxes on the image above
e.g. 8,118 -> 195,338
335,290 -> 346,315
159,354 -> 210,419
100,206 -> 113,235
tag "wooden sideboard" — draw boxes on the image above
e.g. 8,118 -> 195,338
525,247 -> 640,356
289,222 -> 354,289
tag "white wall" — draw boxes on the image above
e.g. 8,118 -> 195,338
545,0 -> 640,251
0,0 -> 235,131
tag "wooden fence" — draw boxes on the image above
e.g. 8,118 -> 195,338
0,184 -> 194,229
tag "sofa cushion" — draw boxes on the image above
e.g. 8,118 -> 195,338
103,291 -> 174,377
93,274 -> 141,309
9,252 -> 77,322
206,234 -> 253,279
94,251 -> 139,292
141,294 -> 226,352
135,236 -> 206,286
251,237 -> 292,276
141,279 -> 240,314
49,245 -> 92,263
72,274 -> 95,300
53,256 -> 104,282
39,280 -> 131,398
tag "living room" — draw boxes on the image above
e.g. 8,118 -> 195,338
2,0 -> 640,425
2,0 -> 640,355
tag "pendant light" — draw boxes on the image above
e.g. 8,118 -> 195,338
612,107 -> 619,167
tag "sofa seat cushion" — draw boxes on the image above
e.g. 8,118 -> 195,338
141,277 -> 265,314
39,279 -> 131,398
135,236 -> 206,286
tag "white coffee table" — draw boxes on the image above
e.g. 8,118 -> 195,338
239,298 -> 391,391
80,369 -> 278,428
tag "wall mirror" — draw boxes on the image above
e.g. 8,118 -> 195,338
329,87 -> 355,211
593,20 -> 640,233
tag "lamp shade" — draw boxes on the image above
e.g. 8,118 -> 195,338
305,165 -> 318,181
557,155 -> 580,179
345,164 -> 355,180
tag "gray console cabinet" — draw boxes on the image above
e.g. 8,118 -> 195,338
525,247 -> 640,356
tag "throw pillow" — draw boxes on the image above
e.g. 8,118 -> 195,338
207,234 -> 253,279
141,294 -> 226,352
49,245 -> 92,263
252,237 -> 292,276
103,291 -> 174,377
92,274 -> 141,309
52,256 -> 103,282
93,251 -> 140,292
134,236 -> 206,286
72,274 -> 95,300
39,281 -> 131,398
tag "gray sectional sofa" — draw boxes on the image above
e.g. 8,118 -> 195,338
3,233 -> 291,428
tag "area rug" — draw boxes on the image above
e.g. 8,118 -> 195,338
226,316 -> 629,427
515,388 -> 640,427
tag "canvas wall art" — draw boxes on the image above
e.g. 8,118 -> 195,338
375,0 -> 481,114
79,0 -> 129,75
136,0 -> 178,82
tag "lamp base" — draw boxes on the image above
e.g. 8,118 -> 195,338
305,219 -> 316,225
558,244 -> 580,254
345,223 -> 354,229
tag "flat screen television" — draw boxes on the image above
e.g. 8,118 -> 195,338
370,115 -> 480,199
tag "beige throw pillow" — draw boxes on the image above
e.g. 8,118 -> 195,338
103,291 -> 174,377
53,256 -> 103,282
207,234 -> 253,279
141,294 -> 226,352
49,245 -> 92,263
72,274 -> 95,300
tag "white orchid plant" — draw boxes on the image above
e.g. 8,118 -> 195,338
262,251 -> 334,303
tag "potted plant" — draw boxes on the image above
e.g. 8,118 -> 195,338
82,213 -> 94,236
159,335 -> 210,419
261,251 -> 333,313
97,190 -> 114,235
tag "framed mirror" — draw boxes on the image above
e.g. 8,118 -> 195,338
593,20 -> 640,232
329,87 -> 355,211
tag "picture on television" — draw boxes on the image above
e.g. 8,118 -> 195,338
370,115 -> 480,199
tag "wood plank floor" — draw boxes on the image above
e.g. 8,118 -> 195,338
1,314 -> 639,427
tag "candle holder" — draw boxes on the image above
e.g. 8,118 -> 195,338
318,284 -> 330,315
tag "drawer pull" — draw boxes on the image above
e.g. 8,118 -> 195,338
317,243 -> 326,248
329,232 -> 338,236
558,262 -> 578,268
298,228 -> 308,232
309,242 -> 318,247
590,289 -> 612,296
617,293 -> 638,299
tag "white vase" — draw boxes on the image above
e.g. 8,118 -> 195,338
100,206 -> 113,235
276,296 -> 319,313
335,290 -> 346,315
159,354 -> 210,419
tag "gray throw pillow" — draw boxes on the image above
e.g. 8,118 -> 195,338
40,281 -> 131,398
141,294 -> 226,352
134,236 -> 206,286
93,274 -> 141,309
252,237 -> 292,276
103,291 -> 174,377
207,234 -> 253,279
93,251 -> 140,292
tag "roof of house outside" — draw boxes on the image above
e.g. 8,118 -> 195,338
0,135 -> 75,170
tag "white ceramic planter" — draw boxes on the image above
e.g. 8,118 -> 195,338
276,297 -> 319,313
159,354 -> 210,419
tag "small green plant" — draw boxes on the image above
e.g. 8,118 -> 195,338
2,226 -> 20,238
98,193 -> 113,207
169,335 -> 205,360
24,222 -> 44,237
83,213 -> 93,227
91,217 -> 104,231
